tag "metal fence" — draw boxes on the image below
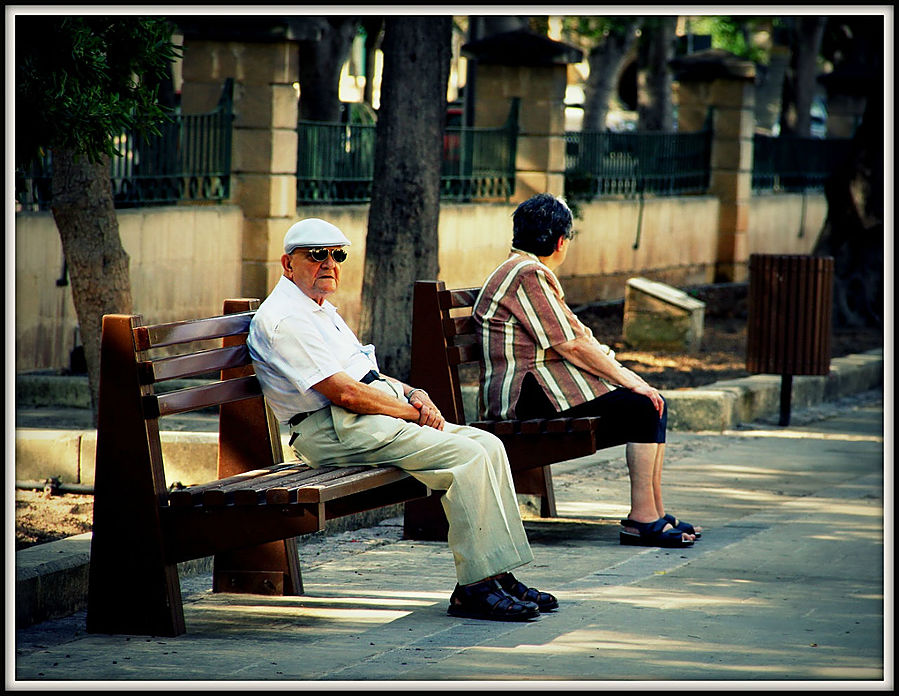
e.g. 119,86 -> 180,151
751,134 -> 854,193
295,120 -> 377,204
564,128 -> 713,201
296,100 -> 519,205
15,80 -> 234,212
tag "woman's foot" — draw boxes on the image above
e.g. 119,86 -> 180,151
447,579 -> 539,621
662,513 -> 702,539
620,517 -> 695,548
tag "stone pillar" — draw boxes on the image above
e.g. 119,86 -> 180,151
673,50 -> 756,282
180,21 -> 308,299
462,30 -> 582,203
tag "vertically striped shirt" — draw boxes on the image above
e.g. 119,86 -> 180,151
473,252 -> 614,420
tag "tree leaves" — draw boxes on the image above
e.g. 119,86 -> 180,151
15,15 -> 181,165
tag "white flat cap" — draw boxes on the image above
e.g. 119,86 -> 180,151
283,218 -> 352,253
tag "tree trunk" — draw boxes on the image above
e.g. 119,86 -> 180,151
754,21 -> 792,134
637,17 -> 677,132
359,16 -> 452,381
298,17 -> 359,121
581,21 -> 640,132
813,72 -> 883,328
51,146 -> 133,423
779,17 -> 826,136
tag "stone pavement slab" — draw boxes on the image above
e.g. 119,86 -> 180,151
9,394 -> 889,688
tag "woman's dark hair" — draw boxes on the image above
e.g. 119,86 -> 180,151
511,193 -> 573,257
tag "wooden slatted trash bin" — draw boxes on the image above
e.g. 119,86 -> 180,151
746,254 -> 834,425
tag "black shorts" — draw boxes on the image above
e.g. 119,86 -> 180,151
515,372 -> 667,446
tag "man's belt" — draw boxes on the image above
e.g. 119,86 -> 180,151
287,370 -> 381,430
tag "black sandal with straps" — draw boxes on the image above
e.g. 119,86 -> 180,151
497,573 -> 559,612
447,580 -> 540,621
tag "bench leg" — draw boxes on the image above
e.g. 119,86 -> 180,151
213,539 -> 304,595
403,492 -> 449,541
87,313 -> 186,637
512,466 -> 557,518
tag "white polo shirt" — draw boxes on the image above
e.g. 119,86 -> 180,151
247,276 -> 379,423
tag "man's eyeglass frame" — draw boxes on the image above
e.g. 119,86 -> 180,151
302,247 -> 348,263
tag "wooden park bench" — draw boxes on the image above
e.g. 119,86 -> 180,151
87,299 -> 428,637
403,280 -> 610,539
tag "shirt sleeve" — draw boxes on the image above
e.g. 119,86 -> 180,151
511,265 -> 586,350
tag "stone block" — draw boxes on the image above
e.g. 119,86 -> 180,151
15,430 -> 83,483
709,79 -> 755,109
709,169 -> 753,200
232,173 -> 297,219
663,389 -> 737,431
518,100 -> 565,134
232,128 -> 298,174
515,135 -> 566,173
623,277 -> 705,352
180,81 -> 227,114
513,171 -> 565,201
712,108 -> 756,139
710,138 -> 754,171
241,216 -> 295,262
235,83 -> 298,129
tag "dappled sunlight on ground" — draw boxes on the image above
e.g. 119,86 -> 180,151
725,429 -> 883,442
595,584 -> 769,611
463,626 -> 883,680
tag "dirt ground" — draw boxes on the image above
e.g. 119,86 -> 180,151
15,293 -> 883,551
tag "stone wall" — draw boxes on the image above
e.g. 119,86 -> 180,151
14,192 -> 824,373
15,206 -> 244,372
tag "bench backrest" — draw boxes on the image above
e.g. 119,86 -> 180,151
409,280 -> 482,424
95,298 -> 281,502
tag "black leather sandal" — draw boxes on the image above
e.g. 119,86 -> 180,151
620,517 -> 695,548
663,513 -> 702,539
497,573 -> 559,612
447,580 -> 540,621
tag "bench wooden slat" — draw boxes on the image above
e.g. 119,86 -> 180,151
139,344 -> 250,384
133,311 -> 254,351
264,465 -> 381,504
447,343 -> 482,366
545,418 -> 570,433
570,416 -> 602,432
438,288 -> 479,310
519,419 -> 545,435
167,463 -> 306,507
145,376 -> 261,418
239,466 -> 366,505
443,316 -> 476,338
294,467 -> 413,504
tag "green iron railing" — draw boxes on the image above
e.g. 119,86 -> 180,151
15,79 -> 234,211
751,134 -> 853,192
441,99 -> 519,201
296,100 -> 519,204
564,128 -> 713,201
295,120 -> 377,204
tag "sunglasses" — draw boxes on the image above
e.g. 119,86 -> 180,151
304,247 -> 348,263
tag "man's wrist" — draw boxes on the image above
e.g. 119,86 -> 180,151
407,387 -> 428,402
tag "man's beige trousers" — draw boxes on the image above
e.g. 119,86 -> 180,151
289,380 -> 534,585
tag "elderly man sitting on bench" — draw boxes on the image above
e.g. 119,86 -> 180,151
247,217 -> 558,622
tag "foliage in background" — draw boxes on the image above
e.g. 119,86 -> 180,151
16,16 -> 180,165
686,15 -> 771,64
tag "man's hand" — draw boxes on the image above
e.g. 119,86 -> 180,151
409,391 -> 446,430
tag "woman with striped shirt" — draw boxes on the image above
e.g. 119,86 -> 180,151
473,193 -> 701,548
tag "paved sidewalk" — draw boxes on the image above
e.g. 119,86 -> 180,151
9,391 -> 890,688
